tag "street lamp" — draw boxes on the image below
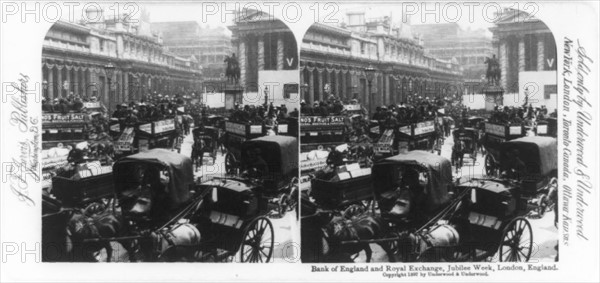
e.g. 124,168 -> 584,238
263,86 -> 269,106
365,64 -> 376,113
104,62 -> 115,109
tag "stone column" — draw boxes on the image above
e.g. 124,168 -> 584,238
47,66 -> 54,100
308,69 -> 315,104
56,66 -> 63,98
316,69 -> 324,102
499,41 -> 508,90
122,71 -> 129,102
384,74 -> 390,106
537,35 -> 545,71
116,71 -> 123,104
238,39 -> 247,87
518,36 -> 525,72
340,71 -> 347,100
277,34 -> 284,70
85,69 -> 93,98
258,35 -> 265,71
72,68 -> 79,97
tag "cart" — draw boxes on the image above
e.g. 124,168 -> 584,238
396,120 -> 437,152
481,122 -> 525,176
222,121 -> 265,174
238,135 -> 299,217
110,149 -> 277,262
497,136 -> 558,217
191,126 -> 220,168
452,127 -> 480,168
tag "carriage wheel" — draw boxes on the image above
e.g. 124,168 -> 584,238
498,217 -> 533,262
485,155 -> 495,176
239,217 -> 274,263
224,153 -> 237,175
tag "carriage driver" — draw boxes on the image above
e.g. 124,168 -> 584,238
379,168 -> 427,220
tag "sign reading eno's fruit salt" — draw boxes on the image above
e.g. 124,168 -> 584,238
300,116 -> 344,126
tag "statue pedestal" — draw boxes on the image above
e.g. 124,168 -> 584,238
223,83 -> 243,110
483,84 -> 504,111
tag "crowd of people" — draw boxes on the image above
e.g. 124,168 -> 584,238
229,102 -> 299,126
488,103 -> 557,126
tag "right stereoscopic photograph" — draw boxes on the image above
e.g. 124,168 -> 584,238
299,5 -> 558,263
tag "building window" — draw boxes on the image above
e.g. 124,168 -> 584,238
360,42 -> 365,54
283,83 -> 298,99
99,39 -> 104,52
544,84 -> 557,99
524,34 -> 537,71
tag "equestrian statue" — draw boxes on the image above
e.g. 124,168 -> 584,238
224,53 -> 240,84
484,54 -> 501,86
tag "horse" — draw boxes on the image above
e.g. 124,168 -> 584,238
65,203 -> 137,262
395,224 -> 461,262
451,140 -> 466,170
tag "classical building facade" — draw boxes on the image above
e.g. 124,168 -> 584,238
42,13 -> 202,111
151,22 -> 231,81
300,12 -> 463,113
228,10 -> 299,110
490,8 -> 557,102
412,23 -> 492,81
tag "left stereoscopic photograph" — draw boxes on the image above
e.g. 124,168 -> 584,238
41,4 -> 299,263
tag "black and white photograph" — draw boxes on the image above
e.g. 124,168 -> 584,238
0,1 -> 598,282
299,4 -> 560,263
39,4 -> 300,263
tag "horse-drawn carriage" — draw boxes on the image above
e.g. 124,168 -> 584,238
52,148 -> 286,263
299,115 -> 346,152
535,117 -> 557,137
397,120 -> 437,152
224,135 -> 299,217
191,126 -> 220,168
495,136 -> 558,216
451,127 -> 480,169
302,149 -> 547,263
222,121 -> 265,174
481,122 -> 526,176
111,118 -> 179,157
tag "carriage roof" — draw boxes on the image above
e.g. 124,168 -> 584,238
500,136 -> 557,176
373,150 -> 452,209
113,149 -> 193,208
241,136 -> 298,175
